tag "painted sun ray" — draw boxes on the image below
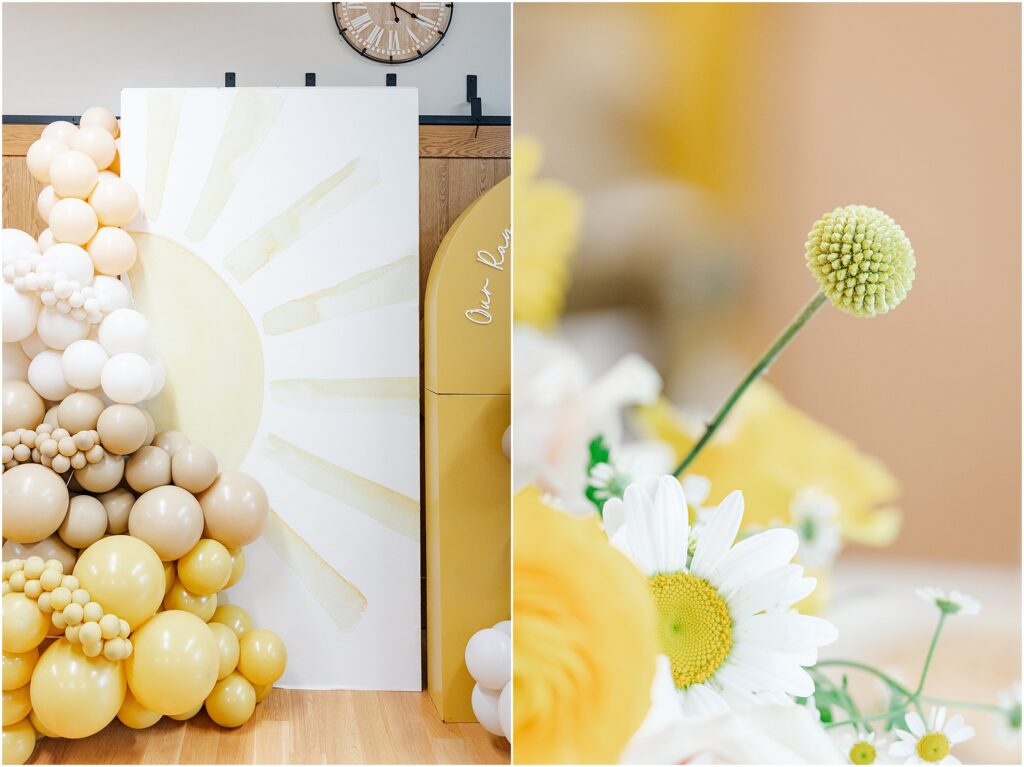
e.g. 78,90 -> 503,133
224,157 -> 381,283
261,510 -> 367,631
264,433 -> 418,541
262,254 -> 417,336
270,377 -> 418,417
185,90 -> 285,243
143,90 -> 184,222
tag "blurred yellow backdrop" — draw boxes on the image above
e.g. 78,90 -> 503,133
515,3 -> 1021,564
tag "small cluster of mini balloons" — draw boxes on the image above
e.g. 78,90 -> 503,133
4,106 -> 165,407
465,620 -> 511,742
1,108 -> 286,766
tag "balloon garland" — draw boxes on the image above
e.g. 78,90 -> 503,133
1,107 -> 287,764
465,621 -> 511,742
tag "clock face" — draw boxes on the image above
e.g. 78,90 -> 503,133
334,3 -> 453,64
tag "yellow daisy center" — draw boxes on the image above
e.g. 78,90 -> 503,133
649,571 -> 732,688
849,741 -> 877,765
917,733 -> 951,763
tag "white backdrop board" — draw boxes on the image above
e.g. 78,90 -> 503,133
120,87 -> 421,690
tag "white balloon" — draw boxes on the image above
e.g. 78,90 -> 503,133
39,242 -> 94,287
465,628 -> 511,691
471,684 -> 503,737
98,308 -> 149,355
20,332 -> 48,359
100,352 -> 152,404
498,682 -> 511,741
36,307 -> 89,351
146,357 -> 165,400
1,282 -> 40,342
37,229 -> 56,252
2,229 -> 40,260
28,350 -> 73,401
91,275 -> 130,312
62,339 -> 110,391
3,343 -> 31,380
493,620 -> 511,636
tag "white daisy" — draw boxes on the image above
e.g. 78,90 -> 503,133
914,588 -> 982,616
790,486 -> 843,569
997,681 -> 1021,744
841,729 -> 886,765
889,707 -> 974,764
603,475 -> 838,716
587,441 -> 676,505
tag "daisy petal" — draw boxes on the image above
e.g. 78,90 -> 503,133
906,711 -> 926,738
894,729 -> 916,742
603,497 -> 626,538
940,756 -> 961,765
889,741 -> 915,757
728,564 -> 807,616
948,723 -> 975,745
690,490 -> 743,578
712,528 -> 800,593
933,707 -> 946,731
652,475 -> 689,573
677,683 -> 730,716
624,479 -> 660,575
734,612 -> 838,650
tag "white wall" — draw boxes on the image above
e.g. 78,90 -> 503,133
2,2 -> 510,118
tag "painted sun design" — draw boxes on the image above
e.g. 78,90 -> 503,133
119,87 -> 422,688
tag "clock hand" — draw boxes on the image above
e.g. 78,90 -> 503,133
389,2 -> 400,23
392,3 -> 422,20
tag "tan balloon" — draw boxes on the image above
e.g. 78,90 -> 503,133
2,684 -> 31,726
171,443 -> 219,494
209,605 -> 253,638
74,452 -> 124,493
70,125 -> 116,171
3,380 -> 44,431
199,471 -> 269,548
152,430 -> 190,457
124,445 -> 171,492
79,107 -> 119,139
47,198 -> 98,246
2,537 -> 77,574
116,688 -> 162,730
56,391 -> 104,433
204,672 -> 256,728
207,622 -> 240,680
163,578 -> 218,622
58,495 -> 107,548
139,408 -> 156,446
2,594 -> 49,654
87,175 -> 138,227
85,227 -> 137,276
2,649 -> 38,692
177,538 -> 231,595
237,629 -> 287,687
128,485 -> 203,561
96,404 -> 148,455
98,487 -> 135,534
73,535 -> 163,629
225,547 -> 246,588
2,464 -> 69,543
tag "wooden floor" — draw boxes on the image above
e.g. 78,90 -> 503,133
28,690 -> 510,765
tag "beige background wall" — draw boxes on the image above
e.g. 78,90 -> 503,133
515,3 -> 1021,564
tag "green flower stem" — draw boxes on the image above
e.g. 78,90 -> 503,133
824,711 -> 901,730
915,613 -> 946,696
672,291 -> 827,478
919,696 -> 1004,714
815,660 -> 914,699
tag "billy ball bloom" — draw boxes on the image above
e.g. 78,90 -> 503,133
806,205 -> 915,318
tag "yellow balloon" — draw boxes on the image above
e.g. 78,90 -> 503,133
208,622 -> 240,680
126,610 -> 218,716
254,682 -> 274,703
205,672 -> 256,728
29,710 -> 56,739
177,539 -> 231,596
2,594 -> 49,653
225,547 -> 246,588
116,689 -> 162,730
163,579 -> 218,622
209,604 -> 253,638
1,685 -> 30,727
163,561 -> 175,595
237,628 -> 287,687
2,650 -> 38,691
167,701 -> 203,721
73,535 -> 163,629
30,638 -> 125,739
2,717 -> 35,765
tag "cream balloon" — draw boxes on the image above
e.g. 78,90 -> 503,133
56,391 -> 104,432
91,275 -> 130,313
2,464 -> 69,543
207,622 -> 240,680
1,283 -> 40,343
126,610 -> 219,716
47,198 -> 98,245
98,308 -> 149,355
58,495 -> 107,548
199,471 -> 270,548
39,242 -> 94,286
61,340 -> 109,391
30,638 -> 126,739
96,404 -> 148,455
70,125 -> 116,171
128,485 -> 204,561
37,228 -> 56,251
27,351 -> 72,401
35,308 -> 90,351
79,107 -> 118,139
48,150 -> 99,199
98,487 -> 135,534
146,357 -> 165,400
87,175 -> 138,227
18,333 -> 47,360
73,535 -> 163,629
2,537 -> 77,574
41,121 -> 78,144
74,452 -> 124,493
3,343 -> 31,381
37,186 -> 58,224
85,227 -> 137,275
26,137 -> 68,184
2,594 -> 49,654
171,443 -> 219,494
100,352 -> 152,404
2,380 -> 44,432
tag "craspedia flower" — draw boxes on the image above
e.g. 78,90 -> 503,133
805,205 -> 915,318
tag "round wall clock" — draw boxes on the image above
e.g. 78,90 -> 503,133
333,3 -> 453,64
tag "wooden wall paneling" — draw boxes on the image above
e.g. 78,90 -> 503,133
2,155 -> 45,234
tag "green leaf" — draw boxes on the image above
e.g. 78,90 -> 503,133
584,435 -> 612,515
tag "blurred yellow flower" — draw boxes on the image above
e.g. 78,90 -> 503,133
513,488 -> 658,764
513,138 -> 583,328
634,381 -> 901,547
